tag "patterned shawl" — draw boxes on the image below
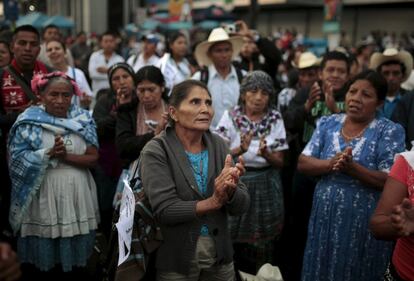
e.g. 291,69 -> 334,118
7,105 -> 98,233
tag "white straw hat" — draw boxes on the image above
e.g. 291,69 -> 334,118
239,263 -> 284,281
194,27 -> 244,67
369,48 -> 413,82
291,52 -> 321,69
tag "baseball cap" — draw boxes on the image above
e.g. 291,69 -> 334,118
142,34 -> 159,44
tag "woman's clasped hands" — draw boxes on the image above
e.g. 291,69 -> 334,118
212,154 -> 245,208
331,147 -> 353,172
48,135 -> 67,159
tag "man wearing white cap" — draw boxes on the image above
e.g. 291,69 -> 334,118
192,27 -> 245,128
370,48 -> 413,119
277,51 -> 320,113
127,34 -> 160,73
383,49 -> 414,149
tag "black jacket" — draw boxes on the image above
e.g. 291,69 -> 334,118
233,37 -> 282,90
392,90 -> 414,150
115,97 -> 154,167
92,90 -> 117,142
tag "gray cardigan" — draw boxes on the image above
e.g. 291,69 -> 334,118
140,126 -> 250,274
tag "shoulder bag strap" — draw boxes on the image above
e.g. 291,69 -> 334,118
200,66 -> 209,85
128,138 -> 164,188
6,65 -> 39,103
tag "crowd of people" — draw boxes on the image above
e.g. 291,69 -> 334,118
0,20 -> 414,281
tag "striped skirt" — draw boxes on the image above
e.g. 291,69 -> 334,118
230,167 -> 284,243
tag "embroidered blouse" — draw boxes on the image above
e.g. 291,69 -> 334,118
215,106 -> 288,168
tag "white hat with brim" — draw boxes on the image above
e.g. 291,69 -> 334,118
370,48 -> 413,82
291,52 -> 321,69
239,263 -> 284,281
195,27 -> 244,67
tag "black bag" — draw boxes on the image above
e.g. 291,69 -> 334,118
103,139 -> 163,281
199,64 -> 244,85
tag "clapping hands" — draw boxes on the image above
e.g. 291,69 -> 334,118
304,82 -> 322,113
212,154 -> 245,207
391,198 -> 414,237
258,136 -> 269,158
331,147 -> 353,172
240,131 -> 253,153
324,81 -> 340,113
48,135 -> 66,159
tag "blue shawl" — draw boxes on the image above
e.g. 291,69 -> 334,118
7,105 -> 98,233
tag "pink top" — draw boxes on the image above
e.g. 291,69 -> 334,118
389,155 -> 414,281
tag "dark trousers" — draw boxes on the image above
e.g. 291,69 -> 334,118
21,264 -> 93,281
278,171 -> 317,281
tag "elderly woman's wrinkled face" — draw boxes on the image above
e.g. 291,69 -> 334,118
345,79 -> 381,122
172,86 -> 213,132
136,80 -> 164,110
111,68 -> 135,96
41,81 -> 73,118
244,89 -> 270,115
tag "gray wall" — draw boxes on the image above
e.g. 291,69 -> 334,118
236,5 -> 414,43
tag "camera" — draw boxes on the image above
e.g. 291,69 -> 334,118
223,23 -> 238,34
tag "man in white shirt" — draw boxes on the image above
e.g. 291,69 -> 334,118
88,31 -> 124,104
127,34 -> 159,73
192,27 -> 245,128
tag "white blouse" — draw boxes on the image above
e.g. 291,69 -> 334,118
215,106 -> 289,168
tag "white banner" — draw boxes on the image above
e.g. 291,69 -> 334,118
116,179 -> 136,266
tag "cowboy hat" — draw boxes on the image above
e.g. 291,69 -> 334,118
239,263 -> 284,281
370,48 -> 413,82
291,52 -> 321,69
194,27 -> 244,67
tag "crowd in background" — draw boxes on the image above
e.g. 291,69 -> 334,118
0,20 -> 414,281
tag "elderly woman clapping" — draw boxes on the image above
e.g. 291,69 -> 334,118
215,70 -> 289,273
140,80 -> 250,280
8,72 -> 99,279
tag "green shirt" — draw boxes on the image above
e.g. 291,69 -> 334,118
302,100 -> 345,143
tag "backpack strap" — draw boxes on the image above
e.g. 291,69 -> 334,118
200,66 -> 209,85
234,65 -> 244,84
132,54 -> 139,66
6,65 -> 39,103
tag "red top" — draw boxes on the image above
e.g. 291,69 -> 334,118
389,155 -> 414,281
1,59 -> 48,113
